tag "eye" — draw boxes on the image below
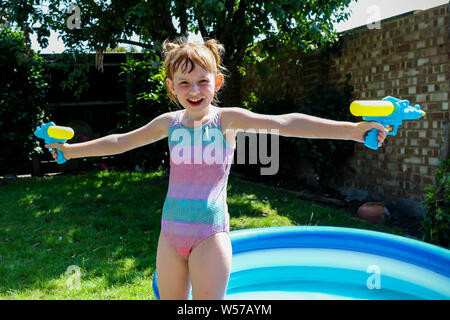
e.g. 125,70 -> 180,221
200,79 -> 209,84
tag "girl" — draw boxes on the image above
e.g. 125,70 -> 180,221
46,38 -> 388,300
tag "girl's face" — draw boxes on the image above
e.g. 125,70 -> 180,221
166,62 -> 223,114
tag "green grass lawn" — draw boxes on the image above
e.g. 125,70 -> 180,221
0,170 -> 404,299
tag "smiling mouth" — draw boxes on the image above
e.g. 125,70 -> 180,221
187,98 -> 204,106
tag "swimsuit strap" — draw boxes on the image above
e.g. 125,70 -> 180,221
209,107 -> 221,128
169,110 -> 183,128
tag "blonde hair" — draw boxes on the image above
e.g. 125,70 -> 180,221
162,37 -> 227,106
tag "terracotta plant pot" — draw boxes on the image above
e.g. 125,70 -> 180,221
356,202 -> 388,222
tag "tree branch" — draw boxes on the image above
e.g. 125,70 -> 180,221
114,38 -> 154,50
178,0 -> 188,37
197,17 -> 208,39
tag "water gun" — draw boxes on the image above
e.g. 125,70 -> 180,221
34,122 -> 74,164
350,96 -> 426,150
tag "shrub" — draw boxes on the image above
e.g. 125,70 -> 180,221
0,27 -> 49,175
292,80 -> 355,189
421,159 -> 449,248
114,51 -> 174,171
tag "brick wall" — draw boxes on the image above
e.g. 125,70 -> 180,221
328,4 -> 448,211
241,48 -> 326,106
241,4 -> 449,217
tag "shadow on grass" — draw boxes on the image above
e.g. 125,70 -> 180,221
226,176 -> 405,234
0,171 -> 167,297
227,178 -> 322,225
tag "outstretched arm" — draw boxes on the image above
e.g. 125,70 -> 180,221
46,112 -> 174,160
222,107 -> 388,146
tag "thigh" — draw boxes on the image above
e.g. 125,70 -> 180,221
156,232 -> 191,300
188,232 -> 233,300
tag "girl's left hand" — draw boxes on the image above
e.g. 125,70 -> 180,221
352,122 -> 389,148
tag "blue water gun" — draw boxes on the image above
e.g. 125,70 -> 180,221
350,96 -> 426,150
34,122 -> 74,164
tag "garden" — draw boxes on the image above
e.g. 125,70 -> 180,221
1,1 -> 448,300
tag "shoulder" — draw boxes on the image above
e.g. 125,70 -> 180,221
154,110 -> 182,127
220,107 -> 251,130
141,110 -> 182,137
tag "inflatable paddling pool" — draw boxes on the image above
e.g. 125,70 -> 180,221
152,226 -> 450,300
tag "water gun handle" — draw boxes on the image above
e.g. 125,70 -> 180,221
56,149 -> 67,164
364,129 -> 379,150
45,137 -> 67,164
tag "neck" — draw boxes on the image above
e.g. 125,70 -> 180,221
184,105 -> 213,123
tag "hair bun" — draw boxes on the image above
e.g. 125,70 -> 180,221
204,39 -> 224,57
204,39 -> 225,71
162,38 -> 186,58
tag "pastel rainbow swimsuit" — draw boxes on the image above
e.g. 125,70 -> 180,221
161,107 -> 235,259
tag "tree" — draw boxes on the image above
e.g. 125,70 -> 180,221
0,26 -> 49,175
3,0 -> 355,104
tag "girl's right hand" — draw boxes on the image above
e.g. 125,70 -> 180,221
45,143 -> 72,161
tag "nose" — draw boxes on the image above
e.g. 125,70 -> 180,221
188,83 -> 200,95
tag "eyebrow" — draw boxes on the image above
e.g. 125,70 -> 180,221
175,75 -> 211,81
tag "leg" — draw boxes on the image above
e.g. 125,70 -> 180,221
188,232 -> 232,300
156,232 -> 191,299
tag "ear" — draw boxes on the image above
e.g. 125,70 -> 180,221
166,78 -> 176,96
214,74 -> 224,92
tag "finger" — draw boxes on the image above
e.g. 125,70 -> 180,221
46,142 -> 64,149
378,134 -> 387,146
369,122 -> 388,133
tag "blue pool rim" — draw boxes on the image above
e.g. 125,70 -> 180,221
152,226 -> 450,299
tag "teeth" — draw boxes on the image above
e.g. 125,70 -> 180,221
189,98 -> 202,102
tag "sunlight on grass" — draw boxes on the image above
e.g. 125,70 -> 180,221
228,191 -> 291,229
